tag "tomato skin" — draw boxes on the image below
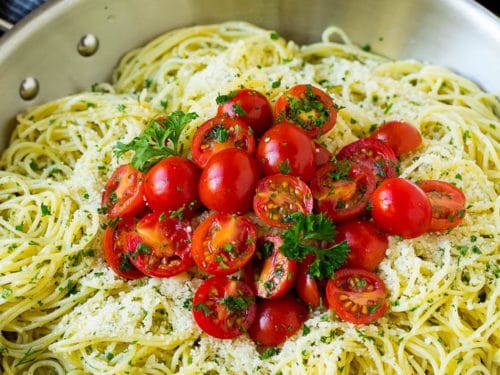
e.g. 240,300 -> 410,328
418,180 -> 466,231
326,268 -> 388,324
371,178 -> 432,239
253,174 -> 313,228
217,89 -> 273,137
192,276 -> 256,339
101,164 -> 146,218
103,217 -> 144,280
191,115 -> 255,168
295,255 -> 324,308
198,148 -> 260,214
191,212 -> 257,275
314,142 -> 333,168
247,236 -> 297,299
310,160 -> 376,222
337,138 -> 399,183
126,211 -> 193,278
274,84 -> 337,138
371,120 -> 422,156
335,220 -> 388,271
256,122 -> 316,181
144,156 -> 200,217
248,294 -> 308,347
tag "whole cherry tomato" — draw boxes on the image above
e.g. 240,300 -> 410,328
371,120 -> 422,156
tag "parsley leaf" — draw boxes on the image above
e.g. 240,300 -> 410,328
279,213 -> 350,279
113,111 -> 198,171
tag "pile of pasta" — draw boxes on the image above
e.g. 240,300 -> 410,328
0,21 -> 499,374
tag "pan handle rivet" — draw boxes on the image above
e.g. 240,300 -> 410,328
19,77 -> 39,100
77,34 -> 99,57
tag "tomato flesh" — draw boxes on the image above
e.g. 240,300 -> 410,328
326,268 -> 388,324
192,276 -> 256,339
295,255 -> 325,308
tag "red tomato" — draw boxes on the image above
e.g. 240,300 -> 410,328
126,211 -> 193,277
371,120 -> 422,156
191,115 -> 255,168
295,255 -> 325,308
274,84 -> 337,138
256,122 -> 316,181
101,164 -> 145,218
192,276 -> 256,339
371,177 -> 432,239
248,294 -> 308,347
191,212 -> 257,275
335,220 -> 388,271
217,89 -> 273,137
326,268 -> 388,324
337,138 -> 399,183
247,236 -> 297,299
418,180 -> 466,231
198,148 -> 260,214
310,160 -> 376,222
103,217 -> 143,280
144,156 -> 200,217
314,142 -> 333,168
253,174 -> 313,228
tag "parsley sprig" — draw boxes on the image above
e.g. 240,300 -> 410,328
113,111 -> 198,171
279,212 -> 350,279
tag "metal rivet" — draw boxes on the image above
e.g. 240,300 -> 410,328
77,34 -> 99,57
19,77 -> 39,100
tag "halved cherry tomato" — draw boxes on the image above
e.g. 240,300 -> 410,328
198,148 -> 260,214
371,177 -> 432,239
274,84 -> 337,138
295,255 -> 324,308
101,164 -> 145,218
191,115 -> 255,168
337,138 -> 399,183
335,220 -> 388,271
371,120 -> 422,156
326,268 -> 388,324
314,142 -> 333,168
103,217 -> 143,280
418,180 -> 466,231
217,89 -> 273,137
310,160 -> 376,222
192,276 -> 256,339
253,174 -> 313,228
191,212 -> 257,275
126,211 -> 193,277
144,156 -> 200,217
256,122 -> 316,181
246,236 -> 297,299
248,293 -> 308,347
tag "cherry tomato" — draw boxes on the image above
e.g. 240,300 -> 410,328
253,174 -> 313,228
310,160 -> 376,222
256,122 -> 316,181
191,212 -> 257,275
101,164 -> 145,218
326,268 -> 388,324
217,89 -> 273,137
144,156 -> 200,217
191,115 -> 255,168
314,142 -> 333,168
371,120 -> 422,156
198,148 -> 260,214
337,138 -> 399,183
418,180 -> 466,231
103,217 -> 143,280
274,84 -> 337,138
126,211 -> 193,277
246,236 -> 297,299
192,276 -> 256,339
371,177 -> 432,239
335,220 -> 388,271
295,255 -> 325,308
248,293 -> 308,347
